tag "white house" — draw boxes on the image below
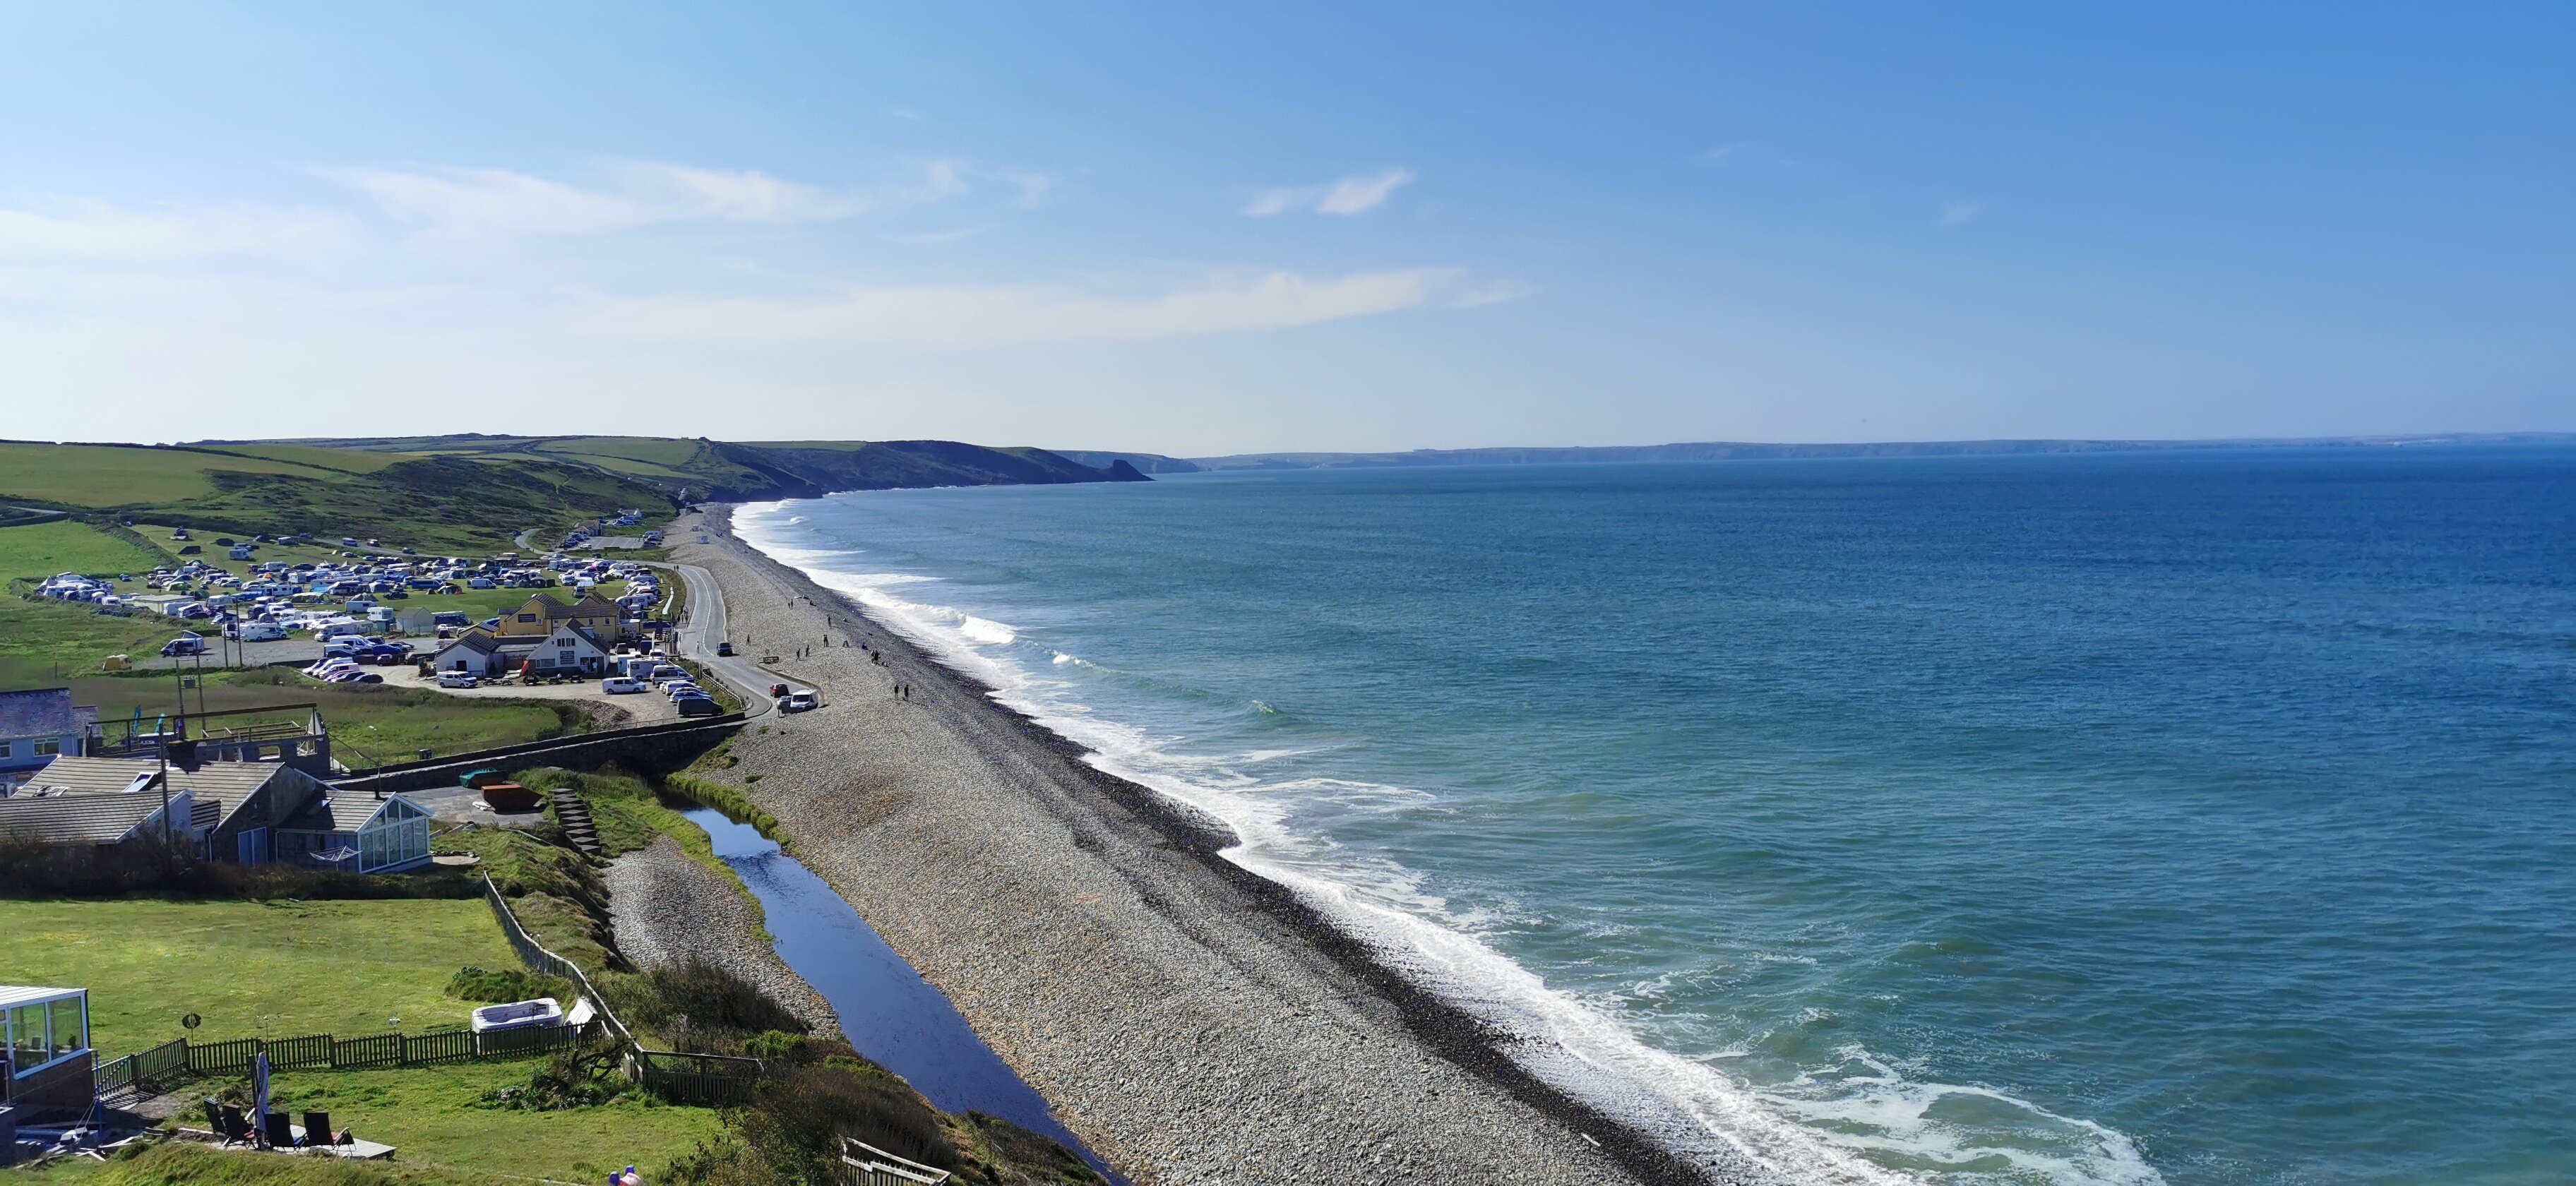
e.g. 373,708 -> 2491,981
0,689 -> 100,793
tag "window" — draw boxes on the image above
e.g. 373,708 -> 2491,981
517,613 -> 537,623
8,1003 -> 45,1072
49,996 -> 84,1058
0,741 -> 12,757
32,739 -> 60,757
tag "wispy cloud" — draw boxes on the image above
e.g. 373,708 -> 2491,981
0,199 -> 362,263
1243,168 -> 1414,217
577,267 -> 1505,348
319,159 -> 971,240
1936,198 -> 1987,227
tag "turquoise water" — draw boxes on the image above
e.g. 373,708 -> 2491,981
733,448 -> 2576,1186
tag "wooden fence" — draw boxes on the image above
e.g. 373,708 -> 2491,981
97,1024 -> 591,1098
479,873 -> 765,1107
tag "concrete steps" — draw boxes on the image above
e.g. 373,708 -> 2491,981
550,789 -> 602,856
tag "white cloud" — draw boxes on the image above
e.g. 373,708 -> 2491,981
320,159 -> 970,239
1937,198 -> 1987,227
0,199 -> 361,263
1243,168 -> 1414,217
576,267 -> 1499,348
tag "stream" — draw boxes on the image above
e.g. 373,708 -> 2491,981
677,807 -> 1118,1179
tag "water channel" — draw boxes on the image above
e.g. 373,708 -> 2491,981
676,807 -> 1117,1179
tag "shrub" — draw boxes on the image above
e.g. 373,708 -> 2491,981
647,959 -> 806,1039
443,966 -> 574,1005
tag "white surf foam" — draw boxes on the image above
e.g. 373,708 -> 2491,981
732,503 -> 2166,1186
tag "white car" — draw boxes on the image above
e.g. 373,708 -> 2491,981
600,676 -> 646,694
777,690 -> 819,713
660,681 -> 703,699
437,671 -> 481,688
304,658 -> 359,678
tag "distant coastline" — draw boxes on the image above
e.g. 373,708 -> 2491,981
1057,431 -> 2576,475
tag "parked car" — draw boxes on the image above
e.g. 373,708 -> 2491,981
768,683 -> 789,698
777,690 -> 818,713
227,621 -> 285,642
715,642 -> 734,656
674,695 -> 721,717
600,676 -> 645,694
661,681 -> 703,699
159,635 -> 206,657
436,671 -> 481,688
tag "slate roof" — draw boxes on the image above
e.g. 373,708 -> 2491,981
11,757 -> 309,835
0,688 -> 85,739
0,789 -> 177,844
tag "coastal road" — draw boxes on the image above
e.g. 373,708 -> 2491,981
660,561 -> 782,718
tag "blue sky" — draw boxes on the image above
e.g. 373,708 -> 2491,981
1,3 -> 2567,454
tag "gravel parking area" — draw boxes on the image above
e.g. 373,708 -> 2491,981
374,666 -> 681,724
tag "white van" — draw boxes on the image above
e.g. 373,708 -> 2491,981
229,621 -> 286,642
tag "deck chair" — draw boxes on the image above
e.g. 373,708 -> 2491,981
302,1111 -> 338,1147
261,1110 -> 298,1149
217,1103 -> 255,1146
203,1099 -> 246,1146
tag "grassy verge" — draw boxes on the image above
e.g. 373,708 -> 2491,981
0,898 -> 518,1054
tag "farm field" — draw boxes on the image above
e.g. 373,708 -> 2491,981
0,443 -> 352,508
0,520 -> 167,585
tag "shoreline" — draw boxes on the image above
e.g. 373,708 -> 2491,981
675,503 -> 1768,1186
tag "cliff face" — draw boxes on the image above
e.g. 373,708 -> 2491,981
704,440 -> 1138,499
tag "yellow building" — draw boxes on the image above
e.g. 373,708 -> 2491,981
493,592 -> 629,643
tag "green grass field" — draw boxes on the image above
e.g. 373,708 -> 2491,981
0,898 -> 519,1052
191,445 -> 412,475
0,444 -> 351,508
0,601 -> 189,683
0,520 -> 167,583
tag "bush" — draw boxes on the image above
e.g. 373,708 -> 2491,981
664,1062 -> 955,1186
648,959 -> 807,1039
444,966 -> 574,1005
477,1048 -> 628,1110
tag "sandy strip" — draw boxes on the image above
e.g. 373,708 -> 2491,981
665,508 -> 1760,1186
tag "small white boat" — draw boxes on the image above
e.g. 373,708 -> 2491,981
470,997 -> 564,1034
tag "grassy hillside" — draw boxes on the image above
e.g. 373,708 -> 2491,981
0,442 -> 352,505
0,520 -> 166,583
1,434 -> 1144,556
0,440 -> 675,553
252,434 -> 1145,501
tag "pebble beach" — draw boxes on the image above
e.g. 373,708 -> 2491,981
652,508 -> 1765,1186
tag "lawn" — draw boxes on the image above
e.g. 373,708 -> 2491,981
251,1060 -> 725,1181
0,443 -> 347,508
0,898 -> 518,1053
0,520 -> 167,583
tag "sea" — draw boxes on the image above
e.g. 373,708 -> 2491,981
730,446 -> 2576,1186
